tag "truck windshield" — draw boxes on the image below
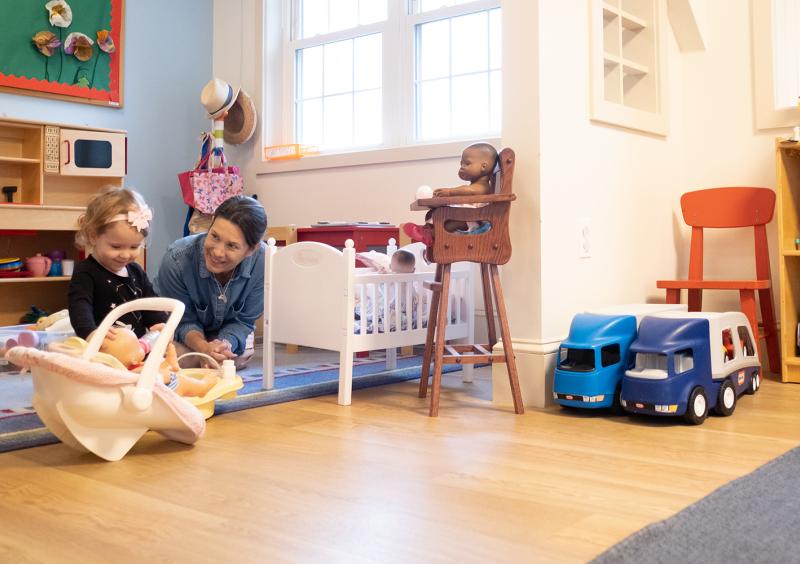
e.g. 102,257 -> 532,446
559,347 -> 595,372
627,352 -> 669,379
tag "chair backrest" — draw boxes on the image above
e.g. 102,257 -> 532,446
680,187 -> 775,280
429,147 -> 515,265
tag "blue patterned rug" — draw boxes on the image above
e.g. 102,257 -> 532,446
0,355 -> 461,454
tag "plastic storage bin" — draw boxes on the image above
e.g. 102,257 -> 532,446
0,324 -> 74,370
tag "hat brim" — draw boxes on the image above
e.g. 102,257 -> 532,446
223,89 -> 257,145
206,86 -> 241,120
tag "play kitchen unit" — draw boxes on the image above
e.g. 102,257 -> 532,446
0,117 -> 126,326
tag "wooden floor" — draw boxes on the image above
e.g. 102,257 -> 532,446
1,368 -> 799,563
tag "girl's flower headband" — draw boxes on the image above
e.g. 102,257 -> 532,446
107,207 -> 153,232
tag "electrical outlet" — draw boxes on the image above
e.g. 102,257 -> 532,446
579,221 -> 591,258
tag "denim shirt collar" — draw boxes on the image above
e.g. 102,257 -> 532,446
196,233 -> 257,280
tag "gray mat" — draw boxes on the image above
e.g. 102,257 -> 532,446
592,446 -> 800,563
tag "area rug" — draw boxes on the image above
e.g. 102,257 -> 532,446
591,445 -> 800,563
0,355 -> 461,454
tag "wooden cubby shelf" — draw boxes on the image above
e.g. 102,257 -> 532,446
0,117 -> 126,326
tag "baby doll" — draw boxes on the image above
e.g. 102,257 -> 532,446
403,142 -> 499,246
100,327 -> 219,397
390,249 -> 416,273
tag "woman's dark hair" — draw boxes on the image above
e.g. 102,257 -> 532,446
212,196 -> 268,248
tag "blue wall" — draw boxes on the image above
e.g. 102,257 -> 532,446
0,0 -> 212,275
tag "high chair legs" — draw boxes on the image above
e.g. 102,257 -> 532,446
419,263 -> 524,416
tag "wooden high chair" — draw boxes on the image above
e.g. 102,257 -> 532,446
411,147 -> 524,416
656,187 -> 780,374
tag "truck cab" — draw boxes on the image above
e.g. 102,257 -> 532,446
621,311 -> 761,425
553,304 -> 687,410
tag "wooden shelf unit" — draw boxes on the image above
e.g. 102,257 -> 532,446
0,118 -> 125,326
775,138 -> 800,382
591,0 -> 667,135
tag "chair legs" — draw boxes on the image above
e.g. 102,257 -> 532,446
667,288 -> 781,375
420,263 -> 524,417
757,288 -> 780,375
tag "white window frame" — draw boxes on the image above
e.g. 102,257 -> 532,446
258,0 -> 501,174
753,0 -> 800,130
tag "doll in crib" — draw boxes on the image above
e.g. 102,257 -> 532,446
402,142 -> 498,246
355,250 -> 422,333
100,327 -> 219,397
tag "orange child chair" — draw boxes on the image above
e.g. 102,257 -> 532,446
657,187 -> 780,374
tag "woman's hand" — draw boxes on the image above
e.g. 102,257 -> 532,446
148,323 -> 166,333
202,339 -> 236,366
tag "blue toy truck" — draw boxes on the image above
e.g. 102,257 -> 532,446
621,311 -> 761,425
553,304 -> 686,410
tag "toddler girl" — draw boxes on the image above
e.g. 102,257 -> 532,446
68,187 -> 167,341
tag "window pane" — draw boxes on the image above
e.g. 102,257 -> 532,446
418,0 -> 474,13
490,69 -> 501,132
451,73 -> 488,136
354,89 -> 382,146
300,0 -> 328,38
324,93 -> 354,149
772,0 -> 800,108
359,0 -> 387,25
419,78 -> 450,140
489,8 -> 501,69
419,19 -> 450,80
324,39 -> 353,95
330,0 -> 358,33
354,34 -> 382,91
451,11 -> 489,75
298,46 -> 323,99
298,98 -> 323,146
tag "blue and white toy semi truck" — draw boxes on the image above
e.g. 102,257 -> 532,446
553,304 -> 686,410
621,311 -> 761,425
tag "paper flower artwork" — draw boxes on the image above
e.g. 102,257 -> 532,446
44,0 -> 72,28
96,30 -> 115,53
64,32 -> 94,62
32,31 -> 61,56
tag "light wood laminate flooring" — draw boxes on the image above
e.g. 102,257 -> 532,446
1,368 -> 799,563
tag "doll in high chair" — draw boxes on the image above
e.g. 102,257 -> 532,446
100,327 -> 219,397
403,142 -> 498,246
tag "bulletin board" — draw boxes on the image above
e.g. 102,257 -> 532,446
0,0 -> 124,107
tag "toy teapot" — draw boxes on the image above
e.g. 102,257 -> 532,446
26,254 -> 52,277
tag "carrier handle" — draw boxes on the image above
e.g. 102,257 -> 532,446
176,352 -> 221,374
83,297 -> 185,411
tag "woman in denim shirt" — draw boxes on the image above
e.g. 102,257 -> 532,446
156,196 -> 267,367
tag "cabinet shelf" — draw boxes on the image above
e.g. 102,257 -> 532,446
602,4 -> 647,30
0,276 -> 71,284
0,155 -> 40,165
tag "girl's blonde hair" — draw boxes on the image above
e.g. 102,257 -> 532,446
76,187 -> 150,248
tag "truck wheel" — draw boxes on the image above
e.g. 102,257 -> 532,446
713,380 -> 736,416
684,386 -> 708,425
746,370 -> 760,395
609,385 -> 624,415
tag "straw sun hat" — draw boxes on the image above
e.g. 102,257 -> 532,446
200,78 -> 257,145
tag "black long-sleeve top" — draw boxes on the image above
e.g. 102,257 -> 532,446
67,255 -> 167,339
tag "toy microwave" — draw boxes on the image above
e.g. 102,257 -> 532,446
44,125 -> 127,177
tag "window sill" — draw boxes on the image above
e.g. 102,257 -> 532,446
254,138 -> 501,175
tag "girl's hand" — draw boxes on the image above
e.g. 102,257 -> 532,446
148,323 -> 165,332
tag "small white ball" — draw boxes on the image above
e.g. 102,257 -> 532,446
416,185 -> 433,199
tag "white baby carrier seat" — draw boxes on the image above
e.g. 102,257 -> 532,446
6,298 -> 205,461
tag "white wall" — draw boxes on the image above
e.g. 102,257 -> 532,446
0,0 -> 213,275
536,1 -> 687,344
680,0 -> 784,313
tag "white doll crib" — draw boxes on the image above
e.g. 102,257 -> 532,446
262,238 -> 475,405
